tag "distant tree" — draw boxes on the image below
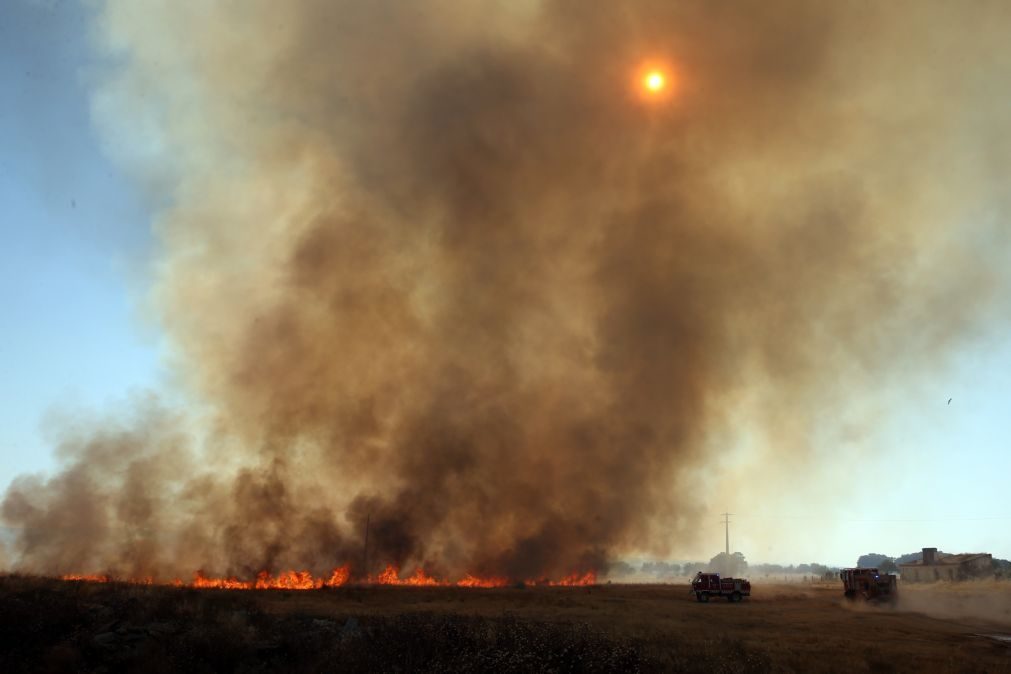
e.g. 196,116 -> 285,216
808,563 -> 829,577
709,552 -> 748,577
682,562 -> 706,576
878,558 -> 898,574
991,558 -> 1010,579
857,553 -> 889,568
638,561 -> 682,579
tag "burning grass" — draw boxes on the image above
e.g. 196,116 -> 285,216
0,574 -> 755,674
3,575 -> 1011,672
58,565 -> 595,591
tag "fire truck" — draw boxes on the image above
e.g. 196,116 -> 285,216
840,568 -> 897,601
690,572 -> 751,602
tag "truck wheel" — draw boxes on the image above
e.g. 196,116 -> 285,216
732,592 -> 742,603
695,592 -> 703,602
699,592 -> 709,603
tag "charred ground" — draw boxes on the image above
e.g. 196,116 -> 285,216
2,575 -> 1008,673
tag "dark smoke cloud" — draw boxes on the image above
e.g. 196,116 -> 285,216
3,1 -> 1009,579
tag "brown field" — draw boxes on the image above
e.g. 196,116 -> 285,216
1,575 -> 1009,673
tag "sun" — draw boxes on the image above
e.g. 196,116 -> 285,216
643,70 -> 666,93
635,64 -> 675,102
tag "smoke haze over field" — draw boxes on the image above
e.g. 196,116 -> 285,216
3,1 -> 1010,579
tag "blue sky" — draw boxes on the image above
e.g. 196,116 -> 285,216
1,0 -> 162,485
1,1 -> 1009,567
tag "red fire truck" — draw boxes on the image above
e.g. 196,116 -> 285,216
840,568 -> 897,601
690,572 -> 751,602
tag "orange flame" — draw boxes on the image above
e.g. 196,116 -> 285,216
549,571 -> 597,586
62,574 -> 112,583
402,568 -> 440,586
376,564 -> 400,585
192,571 -> 252,590
189,566 -> 352,590
325,565 -> 351,587
60,564 -> 594,589
256,570 -> 316,590
456,574 -> 509,588
373,565 -> 442,586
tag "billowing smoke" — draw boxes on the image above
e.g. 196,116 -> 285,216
3,1 -> 1009,580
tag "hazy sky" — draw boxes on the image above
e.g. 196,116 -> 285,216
1,0 -> 1009,571
1,1 -> 161,483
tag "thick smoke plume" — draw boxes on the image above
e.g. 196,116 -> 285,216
4,1 -> 1010,580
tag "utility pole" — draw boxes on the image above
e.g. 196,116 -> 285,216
362,513 -> 371,581
720,512 -> 734,556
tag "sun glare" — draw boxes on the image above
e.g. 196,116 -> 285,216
635,63 -> 675,102
644,71 -> 665,93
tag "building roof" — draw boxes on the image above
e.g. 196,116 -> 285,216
898,553 -> 991,568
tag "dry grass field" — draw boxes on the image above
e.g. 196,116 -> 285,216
1,575 -> 1008,673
